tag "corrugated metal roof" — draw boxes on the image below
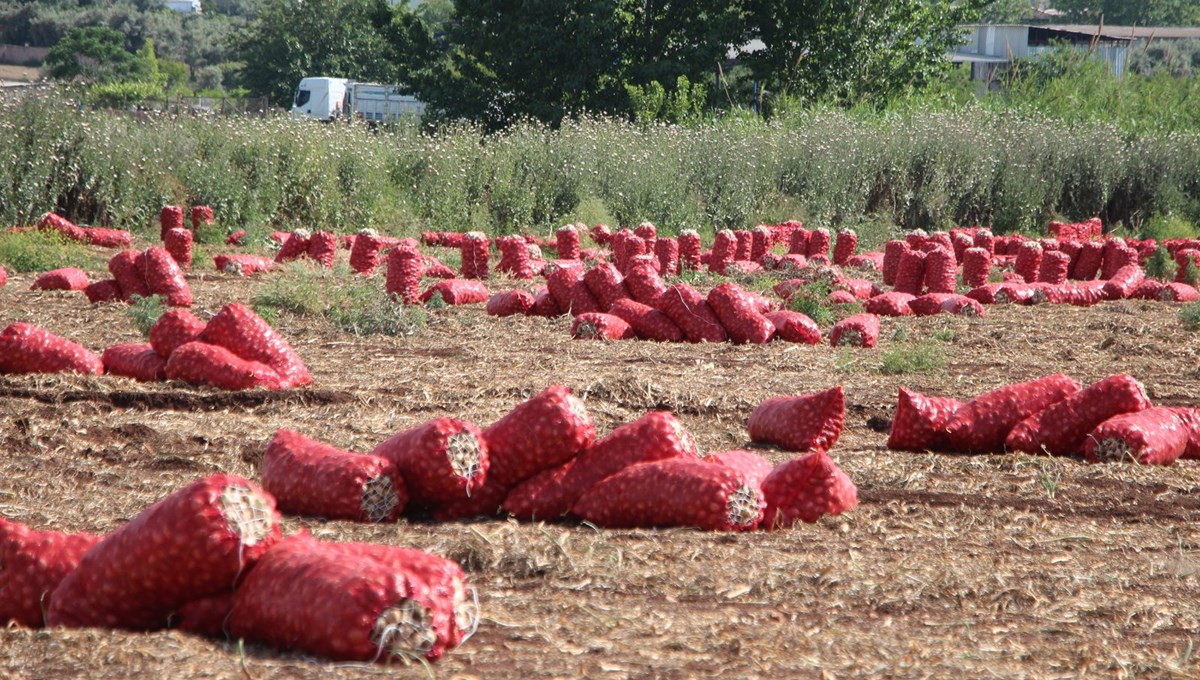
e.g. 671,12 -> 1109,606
1038,24 -> 1200,40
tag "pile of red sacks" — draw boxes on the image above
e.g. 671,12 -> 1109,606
888,373 -> 1200,465
1,475 -> 475,664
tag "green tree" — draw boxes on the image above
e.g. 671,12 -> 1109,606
44,26 -> 138,82
741,0 -> 988,105
981,0 -> 1035,22
234,0 -> 406,105
1051,0 -> 1200,26
411,0 -> 743,126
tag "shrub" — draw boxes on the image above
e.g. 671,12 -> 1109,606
879,342 -> 945,375
1181,302 -> 1200,331
0,230 -> 98,273
127,295 -> 168,337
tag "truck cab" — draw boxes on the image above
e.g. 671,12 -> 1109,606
291,77 -> 349,121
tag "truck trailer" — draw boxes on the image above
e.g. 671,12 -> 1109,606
291,77 -> 425,123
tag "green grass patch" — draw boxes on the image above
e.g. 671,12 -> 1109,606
0,230 -> 99,273
878,341 -> 945,375
253,262 -> 427,336
1181,302 -> 1200,331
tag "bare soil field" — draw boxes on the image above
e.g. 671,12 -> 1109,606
2,253 -> 1200,679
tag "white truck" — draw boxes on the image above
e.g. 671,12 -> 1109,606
290,77 -> 426,123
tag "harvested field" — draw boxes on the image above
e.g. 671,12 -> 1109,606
2,260 -> 1200,679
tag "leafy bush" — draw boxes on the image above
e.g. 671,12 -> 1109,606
1141,214 -> 1198,242
127,295 -> 168,337
1146,246 -> 1177,282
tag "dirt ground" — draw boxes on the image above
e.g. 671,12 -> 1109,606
2,249 -> 1200,679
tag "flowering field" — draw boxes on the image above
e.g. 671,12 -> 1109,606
3,92 -> 1200,241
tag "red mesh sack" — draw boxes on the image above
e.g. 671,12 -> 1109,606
789,228 -> 810,255
1129,279 -> 1166,300
0,519 -> 100,628
1158,282 -> 1200,302
907,293 -> 955,317
163,228 -> 193,271
882,240 -> 909,286
174,592 -> 235,637
748,387 -> 844,453
864,292 -> 915,316
460,232 -> 490,279
274,229 -> 311,263
422,255 -> 457,279
228,538 -> 450,663
190,206 -> 215,230
893,250 -> 926,295
486,290 -> 536,317
0,322 -> 102,376
262,429 -> 406,522
1071,241 -> 1104,280
961,247 -> 992,289
707,282 -> 775,344
993,282 -> 1038,305
314,539 -> 476,654
945,374 -> 1083,453
833,229 -> 858,265
84,279 -> 124,304
939,294 -> 986,317
150,309 -> 206,358
609,298 -> 684,342
214,254 -> 273,276
828,289 -> 856,304
1169,408 -> 1200,460
1005,374 -> 1151,456
38,212 -> 87,242
573,459 -> 765,531
829,314 -> 880,348
142,247 -> 192,307
225,230 -> 246,246
1013,242 -> 1042,283
924,248 -> 957,294
527,290 -> 562,318
571,312 -> 635,340
1102,241 -> 1138,279
678,230 -> 702,271
846,252 -> 883,271
306,231 -> 338,269
836,278 -> 879,300
732,230 -> 752,261
1038,249 -> 1071,284
806,228 -> 831,259
556,225 -> 581,260
385,246 -> 425,305
1102,264 -> 1145,300
1084,408 -> 1190,466
371,417 -> 489,508
502,410 -> 699,520
102,343 -> 167,382
761,451 -> 858,529
708,230 -> 737,274
654,237 -> 679,275
763,310 -> 821,344
973,230 -> 996,254
165,342 -> 283,391
657,283 -> 727,343
704,450 -> 773,488
31,267 -> 89,291
887,387 -> 962,451
750,227 -> 771,263
0,266 -> 6,287
350,229 -> 383,274
199,302 -> 310,388
420,279 -> 489,305
80,227 -> 131,248
624,262 -> 668,306
481,385 -> 595,491
159,205 -> 184,239
583,262 -> 629,310
47,474 -> 281,630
